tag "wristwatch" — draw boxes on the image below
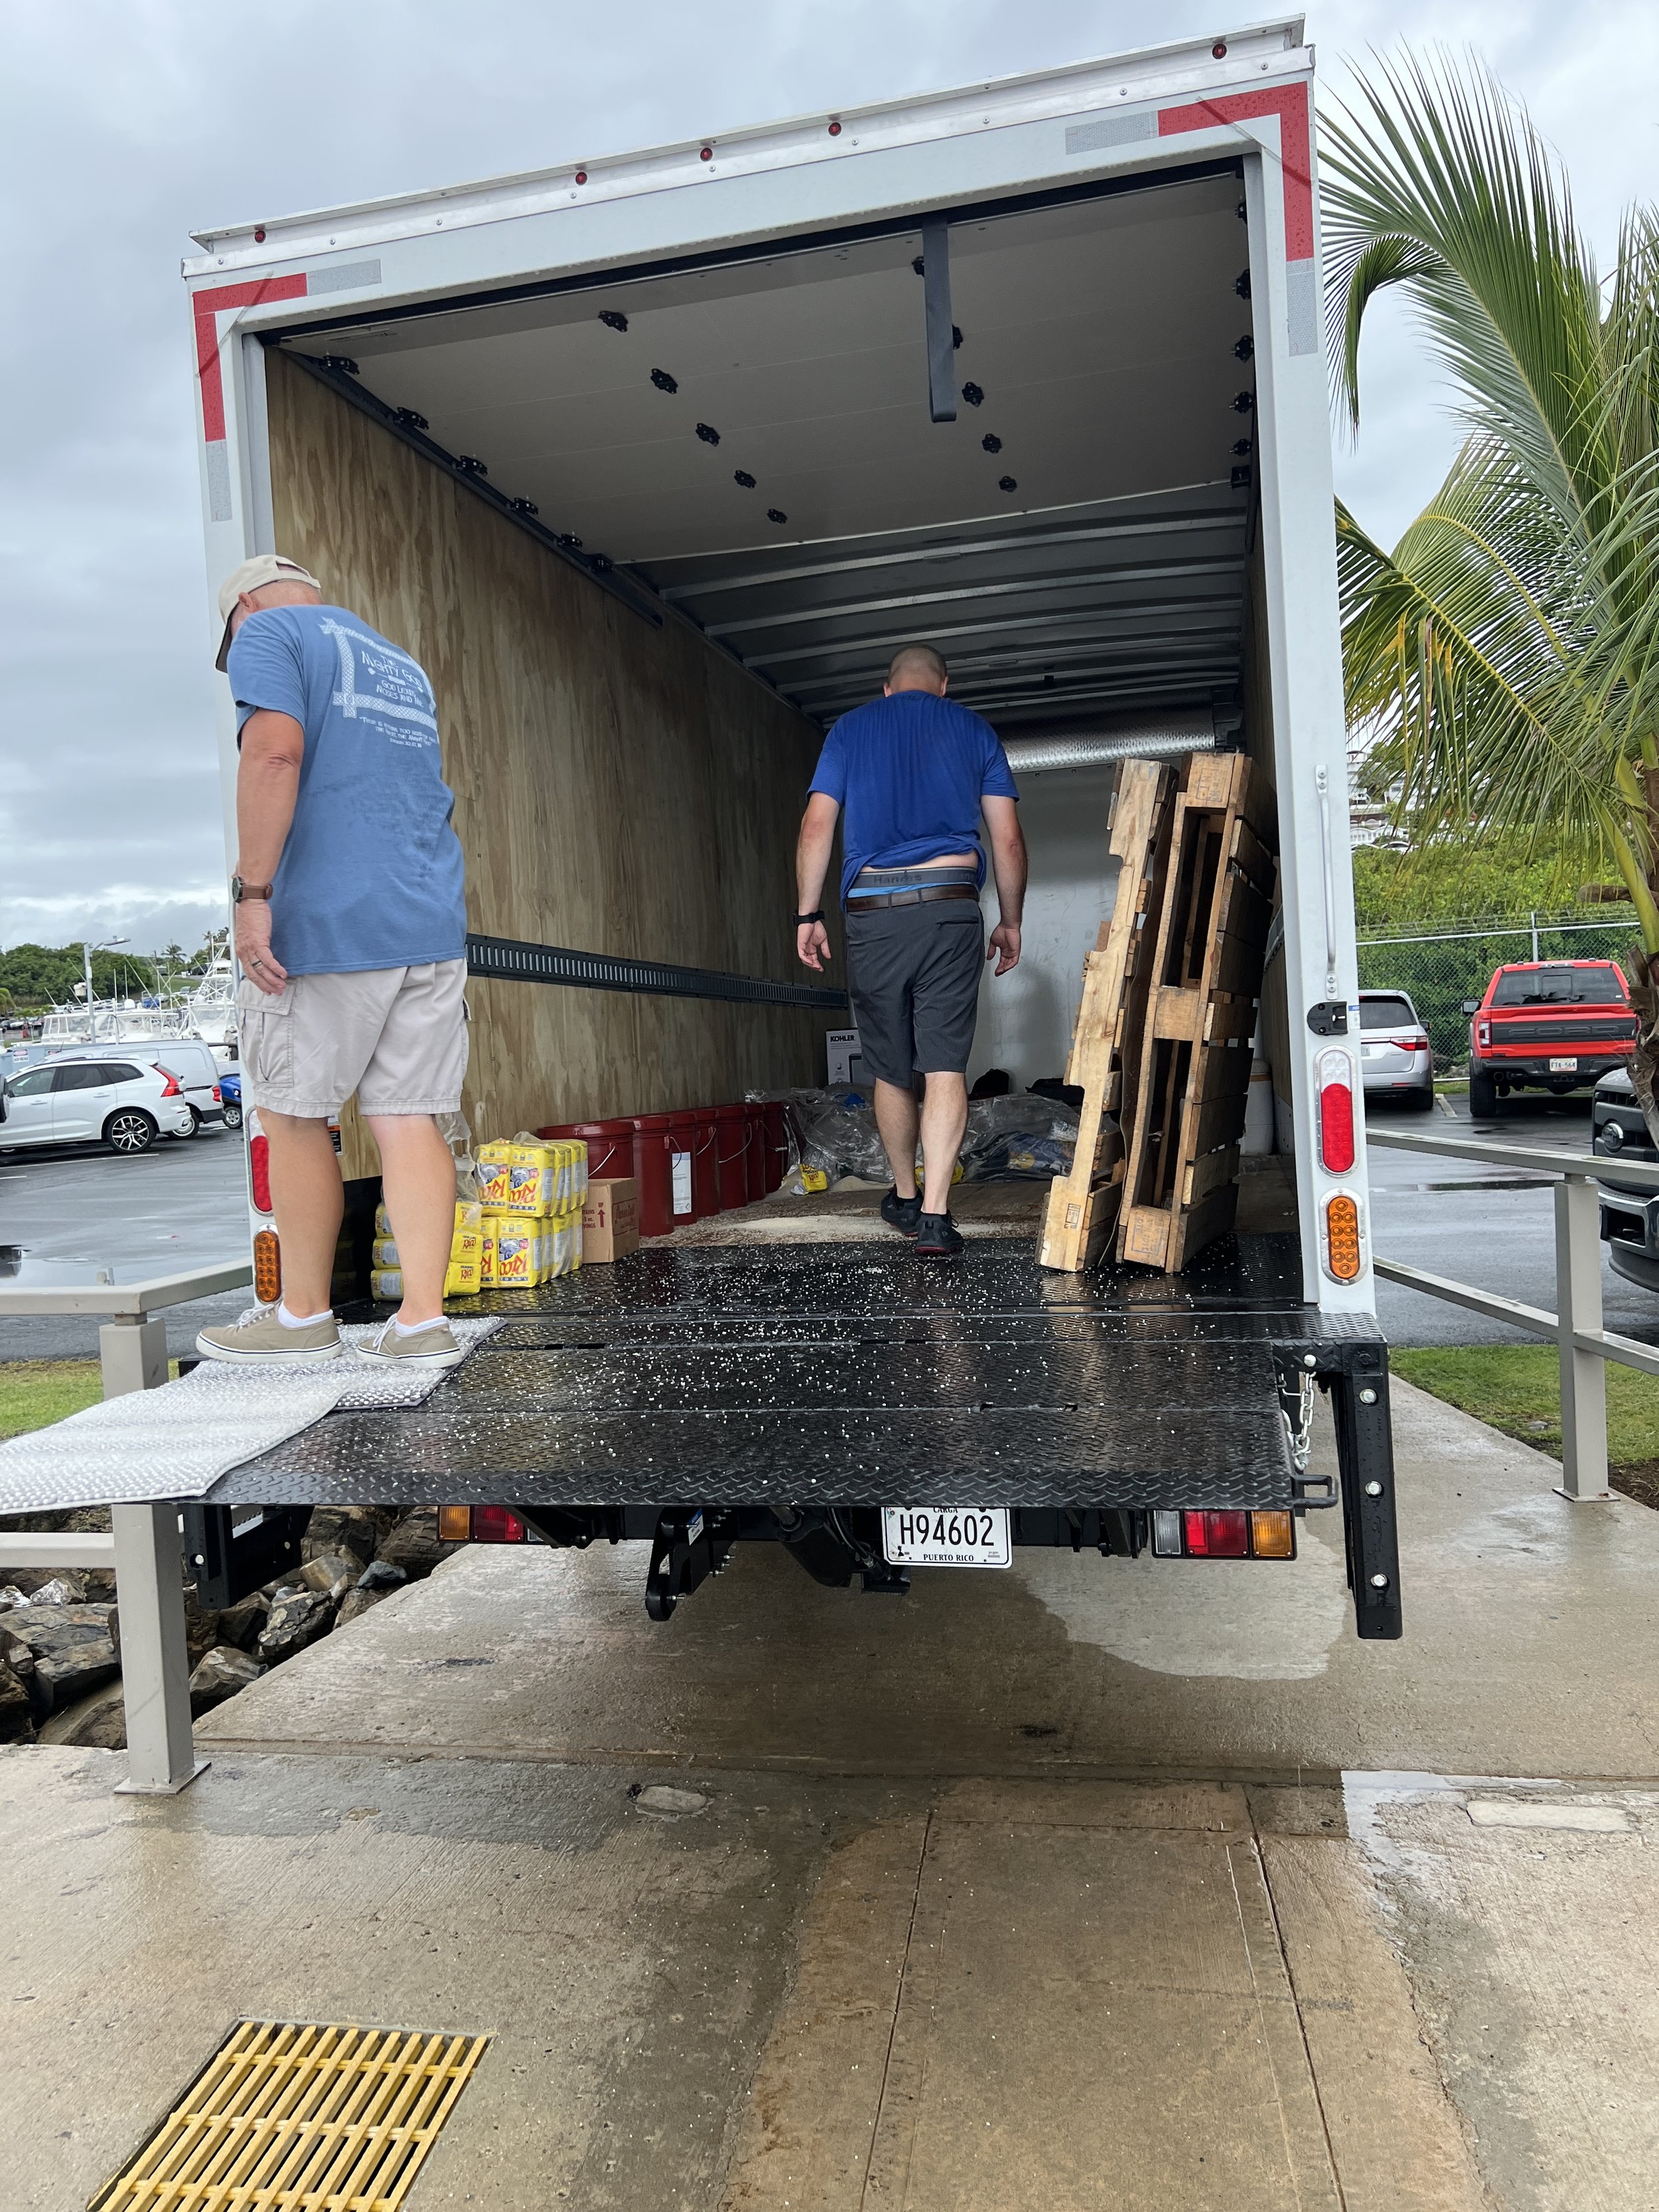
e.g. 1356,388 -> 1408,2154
231,876 -> 274,903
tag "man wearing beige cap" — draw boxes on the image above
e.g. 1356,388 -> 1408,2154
197,555 -> 470,1370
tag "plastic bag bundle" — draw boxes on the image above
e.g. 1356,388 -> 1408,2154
960,1092 -> 1089,1180
784,1088 -> 892,1181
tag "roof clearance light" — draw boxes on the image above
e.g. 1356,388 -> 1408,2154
1316,1047 -> 1356,1172
252,1226 -> 281,1306
472,1505 -> 526,1542
828,119 -> 843,136
1325,1192 -> 1364,1282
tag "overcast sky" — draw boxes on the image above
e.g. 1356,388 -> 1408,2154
2,0 -> 1654,956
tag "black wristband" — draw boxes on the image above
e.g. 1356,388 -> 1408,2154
794,909 -> 825,926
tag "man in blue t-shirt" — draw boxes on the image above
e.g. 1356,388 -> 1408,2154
796,642 -> 1025,1256
196,553 -> 470,1372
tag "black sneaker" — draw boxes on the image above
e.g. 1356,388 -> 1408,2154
914,1211 -> 964,1257
880,1187 -> 923,1238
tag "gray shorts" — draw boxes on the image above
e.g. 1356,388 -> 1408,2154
843,899 -> 984,1085
238,960 -> 469,1119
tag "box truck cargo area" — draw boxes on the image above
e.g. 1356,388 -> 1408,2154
163,26 -> 1400,1638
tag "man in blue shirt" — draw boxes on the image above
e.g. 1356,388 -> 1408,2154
796,642 -> 1025,1256
196,553 -> 470,1370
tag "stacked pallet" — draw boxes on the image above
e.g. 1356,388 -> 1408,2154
1037,759 -> 1173,1271
1040,751 -> 1276,1276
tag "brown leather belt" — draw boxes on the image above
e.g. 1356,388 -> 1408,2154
845,883 -> 979,911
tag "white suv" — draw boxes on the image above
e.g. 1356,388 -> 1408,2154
0,1057 -> 196,1155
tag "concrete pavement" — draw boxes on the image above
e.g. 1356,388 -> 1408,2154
5,1380 -> 1658,2209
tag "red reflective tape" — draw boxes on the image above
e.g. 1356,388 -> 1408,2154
1157,82 -> 1313,261
193,274 -> 309,443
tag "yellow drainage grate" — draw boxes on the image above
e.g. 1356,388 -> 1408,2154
91,2018 -> 490,2212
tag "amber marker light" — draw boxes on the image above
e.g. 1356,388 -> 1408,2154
252,1227 -> 282,1306
1325,1193 -> 1363,1281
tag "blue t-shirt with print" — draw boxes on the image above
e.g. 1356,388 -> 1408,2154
226,604 -> 468,976
808,691 -> 1019,905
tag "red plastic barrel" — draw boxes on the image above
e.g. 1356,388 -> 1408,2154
742,1104 -> 767,1202
714,1103 -> 752,1212
628,1112 -> 695,1236
670,1108 -> 719,1219
537,1117 -> 632,1179
760,1100 -> 788,1192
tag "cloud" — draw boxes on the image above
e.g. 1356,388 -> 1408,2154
3,0 -> 1654,950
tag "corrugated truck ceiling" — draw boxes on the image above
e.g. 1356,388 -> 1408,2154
279,168 -> 1253,729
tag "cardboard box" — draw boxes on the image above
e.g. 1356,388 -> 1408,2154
583,1177 -> 640,1263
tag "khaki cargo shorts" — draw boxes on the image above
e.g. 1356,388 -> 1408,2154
238,960 -> 469,1119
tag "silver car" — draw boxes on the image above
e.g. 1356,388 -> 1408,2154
1357,990 -> 1435,1110
0,1055 -> 196,1155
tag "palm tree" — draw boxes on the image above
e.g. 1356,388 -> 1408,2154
1324,54 -> 1659,1122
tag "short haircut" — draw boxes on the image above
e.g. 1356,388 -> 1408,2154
887,642 -> 948,687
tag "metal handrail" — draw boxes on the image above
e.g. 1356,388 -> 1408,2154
0,1258 -> 248,1795
1368,1127 -> 1654,1501
0,1258 -> 251,1317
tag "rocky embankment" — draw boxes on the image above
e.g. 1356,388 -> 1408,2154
0,1505 -> 462,1749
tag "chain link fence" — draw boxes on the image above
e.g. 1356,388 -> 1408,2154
1355,907 -> 1642,1068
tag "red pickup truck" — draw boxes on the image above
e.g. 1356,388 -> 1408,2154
1466,960 -> 1638,1117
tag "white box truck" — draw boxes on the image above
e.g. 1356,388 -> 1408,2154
180,21 -> 1400,1635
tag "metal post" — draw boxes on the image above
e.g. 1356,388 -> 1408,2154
1530,910 -> 1540,962
111,1504 -> 204,1794
98,1316 -> 206,1792
1555,1177 -> 1612,1503
98,1315 -> 168,1397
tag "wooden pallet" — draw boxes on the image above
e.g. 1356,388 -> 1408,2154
1038,759 -> 1173,1271
1116,753 -> 1276,1272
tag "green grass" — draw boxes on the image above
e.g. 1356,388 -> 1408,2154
0,1359 -> 179,1441
1392,1345 -> 1659,1506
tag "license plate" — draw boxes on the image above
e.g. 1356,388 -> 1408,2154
882,1506 -> 1011,1569
1550,1057 -> 1577,1072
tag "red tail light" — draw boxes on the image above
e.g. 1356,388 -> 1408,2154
1316,1047 -> 1355,1172
249,1130 -> 273,1213
154,1067 -> 182,1098
1388,1036 -> 1423,1051
472,1505 -> 526,1543
212,1084 -> 222,1102
1477,1019 -> 1491,1047
1183,1510 -> 1249,1558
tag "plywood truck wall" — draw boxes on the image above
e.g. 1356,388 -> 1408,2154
264,352 -> 833,1175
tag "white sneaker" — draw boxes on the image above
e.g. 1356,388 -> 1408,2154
354,1317 -> 466,1370
196,1305 -> 342,1364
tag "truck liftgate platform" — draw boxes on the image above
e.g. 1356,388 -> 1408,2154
179,1230 -> 1398,1636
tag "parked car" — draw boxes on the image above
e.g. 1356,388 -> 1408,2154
1356,990 -> 1435,1110
218,1067 -> 242,1130
1591,1067 -> 1659,1290
1464,960 -> 1637,1118
45,1039 -> 224,1136
0,1056 -> 196,1154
